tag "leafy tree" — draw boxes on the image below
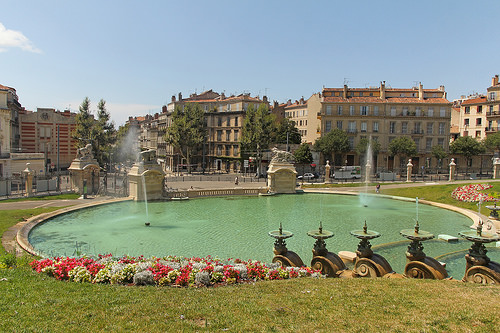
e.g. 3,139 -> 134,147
165,103 -> 207,173
388,136 -> 417,167
93,99 -> 116,167
355,138 -> 381,160
431,145 -> 447,168
240,103 -> 275,176
313,128 -> 350,167
450,136 -> 485,173
483,132 -> 500,155
294,143 -> 313,176
273,118 -> 301,146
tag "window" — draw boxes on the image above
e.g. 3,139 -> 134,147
477,105 -> 483,113
233,145 -> 239,156
217,130 -> 222,141
233,130 -> 238,141
218,105 -> 223,112
204,105 -> 208,111
218,117 -> 222,126
217,145 -> 222,155
427,108 -> 434,117
416,107 -> 421,117
488,92 -> 496,101
414,122 -> 421,134
326,105 -> 332,115
359,92 -> 363,97
348,137 -> 354,150
476,118 -> 482,126
227,117 -> 231,126
427,123 -> 433,134
440,107 -> 446,117
476,131 -> 481,138
243,103 -> 248,111
414,138 -> 420,150
225,145 -> 231,156
373,106 -> 379,116
361,121 -> 367,132
490,105 -> 494,114
403,107 -> 408,116
401,122 -> 408,134
373,122 -> 379,132
234,117 -> 238,126
389,122 -> 396,134
464,118 -> 469,126
361,106 -> 368,116
350,105 -> 355,116
465,106 -> 470,114
226,130 -> 231,141
439,122 -> 445,135
337,105 -> 343,115
325,121 -> 332,133
438,138 -> 444,148
227,104 -> 231,111
391,107 -> 396,116
348,121 -> 356,133
426,138 -> 432,151
336,120 -> 343,129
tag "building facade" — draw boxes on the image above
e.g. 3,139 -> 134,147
19,108 -> 78,171
316,82 -> 451,172
0,84 -> 22,177
283,94 -> 322,144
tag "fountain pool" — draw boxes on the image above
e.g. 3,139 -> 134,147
28,193 -> 499,278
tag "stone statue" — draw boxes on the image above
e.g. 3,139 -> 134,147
76,144 -> 93,160
270,147 -> 295,164
140,149 -> 157,164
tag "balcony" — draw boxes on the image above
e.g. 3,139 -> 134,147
347,129 -> 357,134
485,127 -> 498,133
411,130 -> 424,135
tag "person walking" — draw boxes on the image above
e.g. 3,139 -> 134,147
376,183 -> 380,193
235,176 -> 239,185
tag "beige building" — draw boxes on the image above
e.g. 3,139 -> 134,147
283,94 -> 322,144
485,75 -> 500,135
0,84 -> 22,177
161,90 -> 269,173
317,82 -> 451,172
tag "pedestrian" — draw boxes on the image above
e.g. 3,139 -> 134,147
376,184 -> 380,194
235,176 -> 239,185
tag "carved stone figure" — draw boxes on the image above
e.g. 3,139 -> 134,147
76,144 -> 93,160
140,149 -> 157,164
270,147 -> 294,164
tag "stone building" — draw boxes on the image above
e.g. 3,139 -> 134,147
315,82 -> 452,172
19,108 -> 78,171
0,84 -> 22,177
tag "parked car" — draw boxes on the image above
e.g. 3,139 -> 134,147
297,173 -> 315,180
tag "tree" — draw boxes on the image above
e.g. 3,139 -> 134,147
313,128 -> 350,167
450,136 -> 485,173
431,145 -> 447,168
73,97 -> 94,149
272,118 -> 301,147
165,103 -> 207,173
294,143 -> 313,175
483,132 -> 500,155
388,136 -> 417,167
93,99 -> 116,168
240,103 -> 275,176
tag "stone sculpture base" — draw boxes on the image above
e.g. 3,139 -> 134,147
267,162 -> 297,194
68,159 -> 100,195
128,162 -> 165,201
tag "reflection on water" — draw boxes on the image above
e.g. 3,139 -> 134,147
28,193 -> 498,278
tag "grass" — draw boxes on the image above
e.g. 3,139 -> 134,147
0,193 -> 80,203
1,190 -> 499,331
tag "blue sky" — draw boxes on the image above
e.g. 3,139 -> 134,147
1,1 -> 499,125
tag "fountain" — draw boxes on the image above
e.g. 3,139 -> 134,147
307,222 -> 346,277
266,147 -> 297,194
68,144 -> 100,196
459,220 -> 500,284
128,149 -> 165,202
268,222 -> 304,267
350,221 -> 392,277
364,138 -> 373,184
400,199 -> 448,279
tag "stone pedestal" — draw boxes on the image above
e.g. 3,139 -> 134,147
406,159 -> 413,182
23,163 -> 34,197
128,149 -> 165,201
449,158 -> 456,181
68,144 -> 100,196
325,160 -> 331,183
267,162 -> 297,193
494,158 -> 500,179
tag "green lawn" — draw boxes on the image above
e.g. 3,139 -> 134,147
0,193 -> 80,203
0,189 -> 499,332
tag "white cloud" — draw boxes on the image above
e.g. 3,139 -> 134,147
0,22 -> 41,53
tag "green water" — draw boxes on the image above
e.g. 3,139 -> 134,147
29,193 -> 499,278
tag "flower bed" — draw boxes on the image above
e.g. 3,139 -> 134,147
29,255 -> 323,287
451,184 -> 496,202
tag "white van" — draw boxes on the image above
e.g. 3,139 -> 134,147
333,166 -> 361,179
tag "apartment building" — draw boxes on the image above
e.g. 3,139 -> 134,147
161,90 -> 269,173
19,108 -> 78,171
485,75 -> 500,135
283,94 -> 322,144
317,82 -> 451,172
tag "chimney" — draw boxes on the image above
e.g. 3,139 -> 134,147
171,95 -> 176,102
300,97 -> 305,104
493,75 -> 499,86
287,99 -> 291,106
221,92 -> 226,100
343,85 -> 348,99
380,81 -> 386,100
178,92 -> 182,101
418,82 -> 424,100
263,95 -> 268,103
